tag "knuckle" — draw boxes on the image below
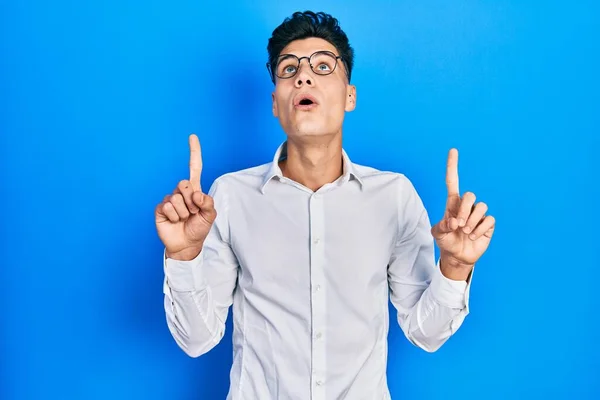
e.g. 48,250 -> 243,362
464,192 -> 476,201
171,193 -> 183,203
163,204 -> 177,220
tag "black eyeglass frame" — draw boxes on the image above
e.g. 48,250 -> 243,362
266,50 -> 350,83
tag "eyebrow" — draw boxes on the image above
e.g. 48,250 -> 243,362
277,50 -> 338,59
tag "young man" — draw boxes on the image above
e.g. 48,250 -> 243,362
156,11 -> 495,400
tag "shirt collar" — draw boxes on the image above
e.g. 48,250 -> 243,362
260,141 -> 364,194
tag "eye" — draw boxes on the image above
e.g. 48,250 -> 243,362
277,58 -> 298,77
316,63 -> 331,71
310,52 -> 337,74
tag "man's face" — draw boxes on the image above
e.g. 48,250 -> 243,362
271,37 -> 356,140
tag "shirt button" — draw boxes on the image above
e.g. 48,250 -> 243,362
313,237 -> 320,244
316,380 -> 323,386
316,332 -> 322,339
315,285 -> 321,292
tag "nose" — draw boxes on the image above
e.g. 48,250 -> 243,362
294,58 -> 314,87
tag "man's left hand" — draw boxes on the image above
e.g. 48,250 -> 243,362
431,148 -> 496,280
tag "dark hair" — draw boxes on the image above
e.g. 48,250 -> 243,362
266,11 -> 354,84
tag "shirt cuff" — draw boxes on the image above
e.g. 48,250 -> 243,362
163,248 -> 204,292
429,258 -> 470,310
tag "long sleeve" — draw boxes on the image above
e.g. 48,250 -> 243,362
163,178 -> 239,357
387,175 -> 472,353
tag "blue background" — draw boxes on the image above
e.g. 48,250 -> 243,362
2,1 -> 598,399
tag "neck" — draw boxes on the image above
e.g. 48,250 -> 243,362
279,134 -> 344,192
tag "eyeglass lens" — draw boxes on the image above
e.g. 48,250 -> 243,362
276,51 -> 338,79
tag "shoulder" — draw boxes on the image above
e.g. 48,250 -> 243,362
209,162 -> 271,194
351,162 -> 417,194
351,161 -> 426,220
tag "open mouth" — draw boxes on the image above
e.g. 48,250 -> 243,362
294,94 -> 318,109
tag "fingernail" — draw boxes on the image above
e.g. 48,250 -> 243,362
463,226 -> 471,234
458,218 -> 465,227
469,234 -> 476,240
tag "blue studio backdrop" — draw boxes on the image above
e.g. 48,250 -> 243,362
2,1 -> 598,399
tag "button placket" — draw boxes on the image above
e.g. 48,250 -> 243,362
309,193 -> 327,399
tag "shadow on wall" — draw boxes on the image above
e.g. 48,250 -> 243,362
115,64 -> 274,398
190,65 -> 279,398
203,57 -> 281,183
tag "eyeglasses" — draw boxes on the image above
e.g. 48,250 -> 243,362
267,50 -> 347,82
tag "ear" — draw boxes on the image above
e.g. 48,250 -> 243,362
345,84 -> 357,112
272,92 -> 279,117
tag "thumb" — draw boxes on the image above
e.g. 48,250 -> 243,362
192,191 -> 217,223
431,217 -> 458,239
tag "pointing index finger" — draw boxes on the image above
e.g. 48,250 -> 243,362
446,148 -> 459,197
189,133 -> 202,192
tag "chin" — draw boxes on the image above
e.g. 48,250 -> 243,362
291,120 -> 333,137
296,127 -> 326,137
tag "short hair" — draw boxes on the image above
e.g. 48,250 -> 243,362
266,11 -> 355,84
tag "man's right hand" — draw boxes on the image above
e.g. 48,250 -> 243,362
155,134 -> 217,261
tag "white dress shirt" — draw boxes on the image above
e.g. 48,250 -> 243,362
163,141 -> 472,400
